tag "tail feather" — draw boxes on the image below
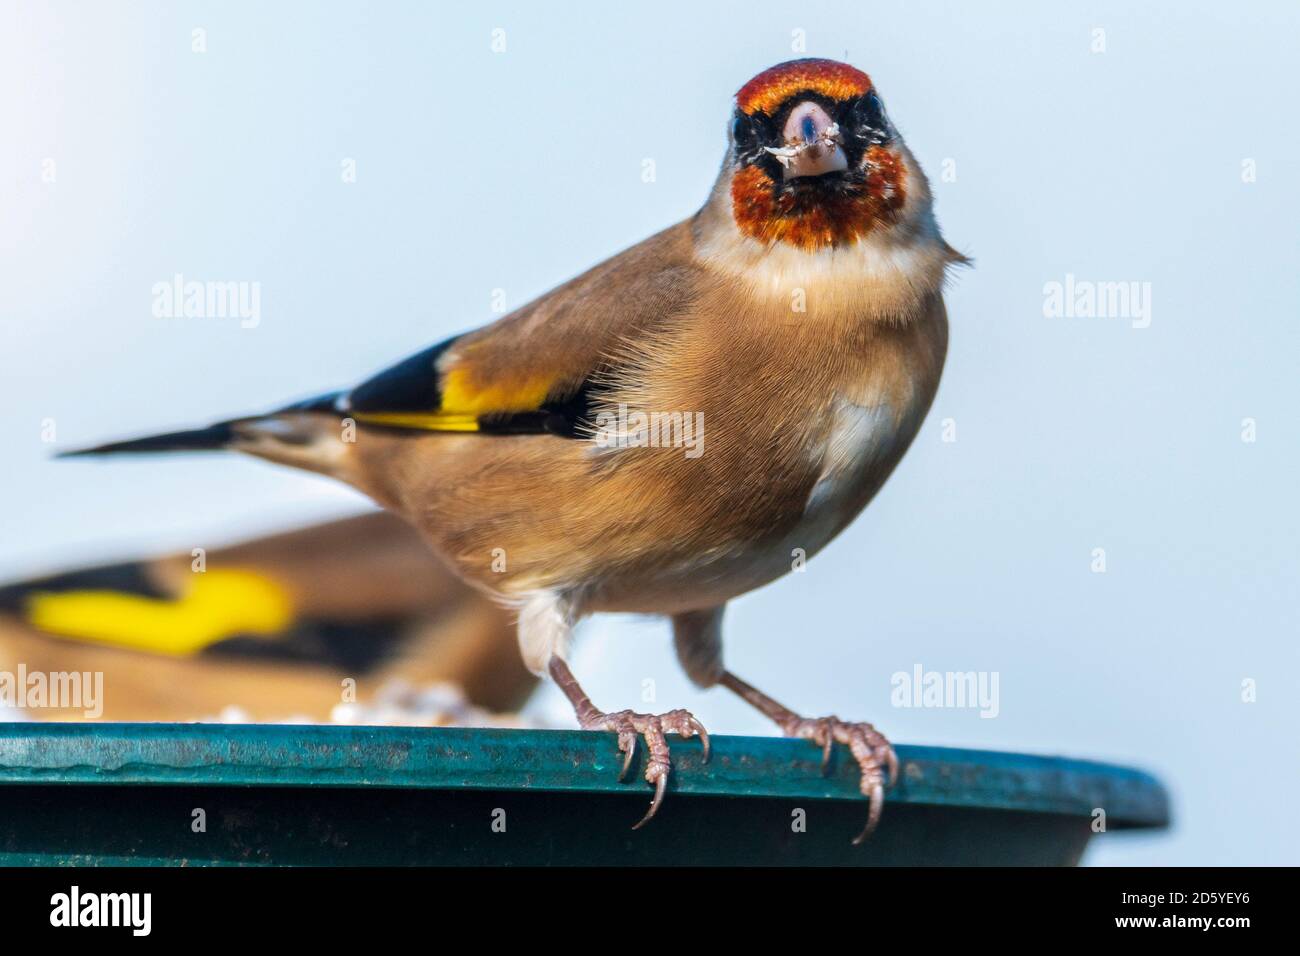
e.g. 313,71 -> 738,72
56,422 -> 237,458
55,392 -> 346,463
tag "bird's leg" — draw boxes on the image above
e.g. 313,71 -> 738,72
548,657 -> 709,829
719,670 -> 898,843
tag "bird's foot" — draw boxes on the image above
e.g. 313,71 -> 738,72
579,707 -> 710,829
779,715 -> 899,843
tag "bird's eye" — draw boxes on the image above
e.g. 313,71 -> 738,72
732,112 -> 753,146
847,92 -> 889,141
731,110 -> 778,164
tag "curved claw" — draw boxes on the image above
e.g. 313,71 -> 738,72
632,771 -> 668,830
579,707 -> 709,831
884,747 -> 900,789
616,731 -> 637,781
778,714 -> 896,843
689,718 -> 711,763
851,781 -> 885,845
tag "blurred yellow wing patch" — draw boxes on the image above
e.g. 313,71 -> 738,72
24,568 -> 294,656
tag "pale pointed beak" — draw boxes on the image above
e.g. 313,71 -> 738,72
764,101 -> 849,180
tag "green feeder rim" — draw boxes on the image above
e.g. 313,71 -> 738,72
0,722 -> 1169,829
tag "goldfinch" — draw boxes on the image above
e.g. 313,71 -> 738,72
0,513 -> 532,720
63,59 -> 965,840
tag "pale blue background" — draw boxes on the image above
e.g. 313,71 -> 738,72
1,1 -> 1296,865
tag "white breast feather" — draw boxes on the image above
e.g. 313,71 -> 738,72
805,399 -> 902,524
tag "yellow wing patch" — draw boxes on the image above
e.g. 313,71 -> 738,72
350,411 -> 480,432
440,367 -> 554,416
350,366 -> 556,432
345,333 -> 563,434
24,568 -> 294,656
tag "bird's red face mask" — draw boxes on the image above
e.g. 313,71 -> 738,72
728,59 -> 907,251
